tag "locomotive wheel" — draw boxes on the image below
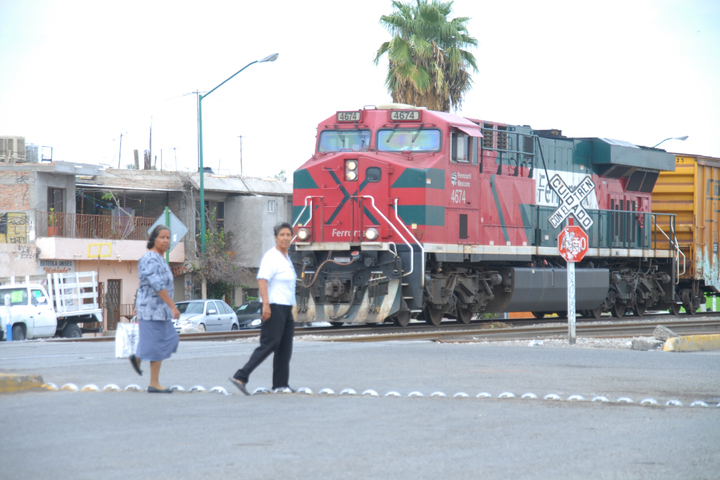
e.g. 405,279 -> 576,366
611,303 -> 626,318
684,302 -> 699,316
669,303 -> 681,316
531,312 -> 545,319
555,312 -> 568,319
393,311 -> 411,327
632,302 -> 646,317
588,306 -> 603,319
456,307 -> 473,325
424,305 -> 443,326
329,322 -> 344,328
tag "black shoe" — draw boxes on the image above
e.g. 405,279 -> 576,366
229,377 -> 250,396
129,355 -> 142,376
147,386 -> 173,393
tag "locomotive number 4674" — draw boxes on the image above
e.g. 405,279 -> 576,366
450,189 -> 466,203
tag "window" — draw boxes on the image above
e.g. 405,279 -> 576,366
48,188 -> 65,214
176,302 -> 204,314
268,200 -> 276,213
195,200 -> 225,237
0,288 -> 28,306
366,167 -> 381,183
377,129 -> 441,152
451,133 -> 470,163
318,130 -> 371,152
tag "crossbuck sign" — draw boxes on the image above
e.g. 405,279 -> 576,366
548,174 -> 596,229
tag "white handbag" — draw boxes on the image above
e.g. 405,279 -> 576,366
115,322 -> 139,358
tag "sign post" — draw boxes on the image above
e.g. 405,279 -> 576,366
148,208 -> 188,264
557,219 -> 589,345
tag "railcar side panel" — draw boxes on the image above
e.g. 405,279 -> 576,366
654,155 -> 720,294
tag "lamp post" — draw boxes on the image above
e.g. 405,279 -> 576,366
197,53 -> 278,298
653,135 -> 689,148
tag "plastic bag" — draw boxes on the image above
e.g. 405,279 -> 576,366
115,322 -> 139,358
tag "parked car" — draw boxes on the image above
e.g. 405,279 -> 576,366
174,299 -> 239,333
234,301 -> 263,329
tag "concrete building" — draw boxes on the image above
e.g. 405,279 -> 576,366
0,161 -> 292,332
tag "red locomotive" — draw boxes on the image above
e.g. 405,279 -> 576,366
291,104 -> 687,326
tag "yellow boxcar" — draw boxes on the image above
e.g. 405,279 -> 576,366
653,154 -> 720,312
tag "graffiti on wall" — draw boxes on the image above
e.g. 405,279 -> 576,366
15,171 -> 29,207
0,212 -> 28,244
15,245 -> 34,259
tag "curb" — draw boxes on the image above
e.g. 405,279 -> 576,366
0,374 -> 45,393
664,334 -> 720,352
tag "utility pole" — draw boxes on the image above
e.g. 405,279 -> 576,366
173,147 -> 177,171
238,135 -> 243,176
117,133 -> 124,169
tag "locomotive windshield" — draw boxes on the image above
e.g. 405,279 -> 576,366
318,130 -> 371,152
377,128 -> 441,152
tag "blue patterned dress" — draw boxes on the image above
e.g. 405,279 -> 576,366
135,251 -> 179,361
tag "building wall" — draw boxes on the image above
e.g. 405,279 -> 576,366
226,195 -> 288,269
36,171 -> 75,214
0,243 -> 38,277
0,169 -> 35,246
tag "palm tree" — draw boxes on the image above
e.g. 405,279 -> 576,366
373,0 -> 478,112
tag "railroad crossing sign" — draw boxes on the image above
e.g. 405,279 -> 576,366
148,208 -> 188,252
548,174 -> 596,230
558,224 -> 589,263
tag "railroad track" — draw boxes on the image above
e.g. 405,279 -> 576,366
49,314 -> 720,344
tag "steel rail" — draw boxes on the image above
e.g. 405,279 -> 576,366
46,317 -> 720,343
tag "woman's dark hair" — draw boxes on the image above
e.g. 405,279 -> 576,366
273,222 -> 292,237
147,225 -> 170,249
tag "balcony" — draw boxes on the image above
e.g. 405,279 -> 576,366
36,211 -> 156,241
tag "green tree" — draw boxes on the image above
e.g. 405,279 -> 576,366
373,0 -> 478,112
190,211 -> 247,302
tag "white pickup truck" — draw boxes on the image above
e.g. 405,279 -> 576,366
0,271 -> 102,341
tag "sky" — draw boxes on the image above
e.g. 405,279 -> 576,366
0,0 -> 718,179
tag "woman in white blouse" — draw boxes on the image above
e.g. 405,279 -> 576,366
230,222 -> 297,395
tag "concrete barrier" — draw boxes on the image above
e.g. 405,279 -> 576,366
664,334 -> 720,352
0,374 -> 45,393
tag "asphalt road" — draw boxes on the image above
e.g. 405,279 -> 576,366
1,337 -> 719,479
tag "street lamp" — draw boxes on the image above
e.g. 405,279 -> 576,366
653,135 -> 689,148
196,53 -> 278,298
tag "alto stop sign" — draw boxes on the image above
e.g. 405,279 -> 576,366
558,225 -> 589,263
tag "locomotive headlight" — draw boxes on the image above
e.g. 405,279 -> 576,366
345,160 -> 358,181
297,228 -> 311,241
365,228 -> 379,241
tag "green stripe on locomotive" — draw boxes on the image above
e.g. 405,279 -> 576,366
391,167 -> 445,189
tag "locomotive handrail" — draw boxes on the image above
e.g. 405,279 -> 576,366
292,196 -> 314,243
394,198 -> 425,287
357,195 -> 414,278
652,214 -> 685,281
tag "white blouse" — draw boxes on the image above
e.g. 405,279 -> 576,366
257,247 -> 296,306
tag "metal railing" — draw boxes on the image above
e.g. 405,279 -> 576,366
36,211 -> 156,241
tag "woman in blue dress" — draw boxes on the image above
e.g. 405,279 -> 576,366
130,225 -> 180,393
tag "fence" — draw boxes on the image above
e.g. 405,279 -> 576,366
36,211 -> 156,241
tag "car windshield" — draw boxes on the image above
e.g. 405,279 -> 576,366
237,303 -> 261,314
176,302 -> 204,314
318,130 -> 371,152
377,129 -> 441,152
0,288 -> 28,306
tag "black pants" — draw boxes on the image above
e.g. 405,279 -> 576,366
234,304 -> 294,389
